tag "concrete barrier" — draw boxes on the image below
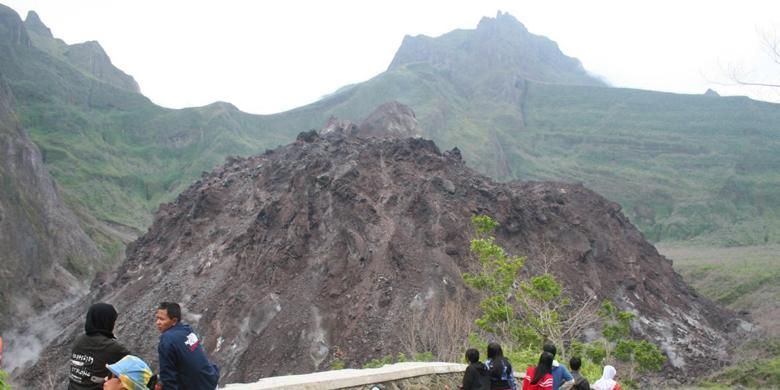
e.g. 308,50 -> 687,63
222,362 -> 467,390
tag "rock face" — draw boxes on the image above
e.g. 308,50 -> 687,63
20,114 -> 733,387
64,40 -> 141,93
22,11 -> 52,38
0,4 -> 31,49
0,75 -> 100,366
320,101 -> 421,139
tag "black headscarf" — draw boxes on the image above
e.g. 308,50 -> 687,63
84,302 -> 118,338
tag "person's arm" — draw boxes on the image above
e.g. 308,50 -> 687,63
613,383 -> 622,390
158,339 -> 179,390
558,366 -> 574,390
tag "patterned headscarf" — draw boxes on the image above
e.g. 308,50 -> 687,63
106,355 -> 153,390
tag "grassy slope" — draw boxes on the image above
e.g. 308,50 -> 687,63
517,83 -> 780,245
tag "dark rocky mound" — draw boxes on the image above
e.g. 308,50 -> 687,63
19,109 -> 736,386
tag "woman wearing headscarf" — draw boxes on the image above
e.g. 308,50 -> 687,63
591,365 -> 622,390
68,302 -> 130,390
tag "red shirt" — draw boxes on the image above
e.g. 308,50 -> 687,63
522,366 -> 553,390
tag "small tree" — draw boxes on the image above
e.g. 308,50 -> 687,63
463,215 -> 526,342
464,215 -> 599,357
0,369 -> 11,390
599,301 -> 666,381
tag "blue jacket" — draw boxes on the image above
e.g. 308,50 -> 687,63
158,323 -> 219,390
551,361 -> 573,390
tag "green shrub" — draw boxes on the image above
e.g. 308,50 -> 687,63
0,369 -> 11,390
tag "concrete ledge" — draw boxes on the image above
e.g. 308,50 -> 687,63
222,362 -> 467,390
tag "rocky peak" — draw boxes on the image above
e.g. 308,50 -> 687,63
24,10 -> 53,38
387,12 -> 603,103
704,88 -> 720,97
476,10 -> 531,37
0,4 -> 31,48
65,40 -> 141,93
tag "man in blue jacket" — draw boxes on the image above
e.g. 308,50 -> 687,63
543,342 -> 574,390
156,302 -> 219,390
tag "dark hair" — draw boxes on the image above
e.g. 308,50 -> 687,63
531,352 -> 554,384
487,342 -> 508,378
570,356 -> 582,371
465,348 -> 480,363
487,342 -> 503,359
158,302 -> 181,321
542,342 -> 557,357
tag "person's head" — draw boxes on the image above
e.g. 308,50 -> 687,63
85,302 -> 118,338
465,348 -> 480,364
570,356 -> 582,371
601,365 -> 617,380
103,355 -> 153,390
487,342 -> 503,359
531,351 -> 554,384
542,341 -> 557,357
155,302 -> 180,333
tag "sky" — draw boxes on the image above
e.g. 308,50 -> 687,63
4,0 -> 780,114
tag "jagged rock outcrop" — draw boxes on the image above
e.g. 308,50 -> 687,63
320,101 -> 421,139
64,40 -> 141,93
704,88 -> 720,97
22,11 -> 52,38
0,75 -> 100,368
20,116 -> 733,387
0,4 -> 31,49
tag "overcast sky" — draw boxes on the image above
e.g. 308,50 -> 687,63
4,1 -> 780,114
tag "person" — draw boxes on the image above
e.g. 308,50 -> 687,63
542,343 -> 573,390
485,342 -> 517,390
103,355 -> 156,390
522,351 -> 554,390
460,348 -> 490,390
69,303 -> 130,390
591,365 -> 621,390
568,357 -> 590,390
156,302 -> 219,390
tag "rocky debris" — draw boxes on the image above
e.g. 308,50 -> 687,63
19,121 -> 734,387
320,101 -> 421,140
357,101 -> 421,139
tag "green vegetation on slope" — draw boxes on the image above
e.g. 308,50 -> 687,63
518,83 -> 780,245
